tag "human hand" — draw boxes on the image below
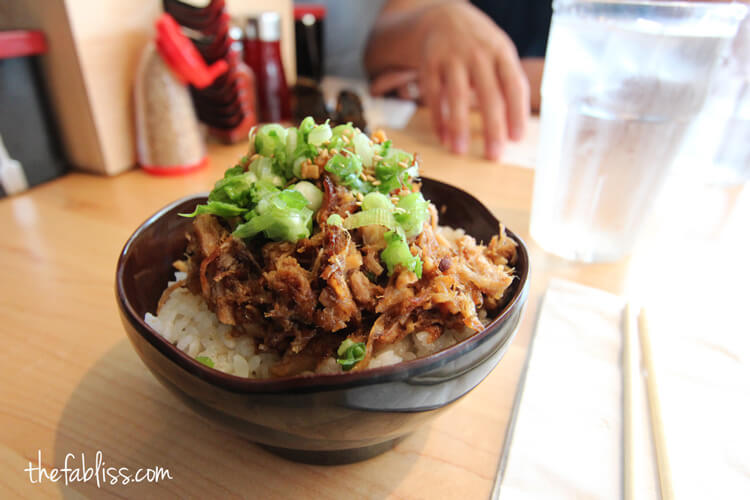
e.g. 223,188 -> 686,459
416,2 -> 529,160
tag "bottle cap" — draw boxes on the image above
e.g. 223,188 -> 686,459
0,30 -> 47,59
256,12 -> 281,42
155,13 -> 228,89
293,5 -> 327,21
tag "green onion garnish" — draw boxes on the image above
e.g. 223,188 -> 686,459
336,339 -> 366,371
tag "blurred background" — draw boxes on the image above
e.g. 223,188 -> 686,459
2,0 -> 746,197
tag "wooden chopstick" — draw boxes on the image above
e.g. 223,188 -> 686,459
638,307 -> 674,500
622,303 -> 638,500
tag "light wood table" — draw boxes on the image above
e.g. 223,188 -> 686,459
1,109 -> 747,499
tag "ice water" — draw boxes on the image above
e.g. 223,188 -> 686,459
530,2 -> 744,262
532,102 -> 694,261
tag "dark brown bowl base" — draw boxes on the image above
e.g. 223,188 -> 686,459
260,437 -> 406,465
140,349 -> 406,464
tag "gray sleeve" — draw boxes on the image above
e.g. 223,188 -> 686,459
296,0 -> 388,79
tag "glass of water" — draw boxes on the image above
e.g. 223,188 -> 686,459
688,12 -> 750,185
530,0 -> 747,262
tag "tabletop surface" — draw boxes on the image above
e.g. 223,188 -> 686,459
1,109 -> 748,499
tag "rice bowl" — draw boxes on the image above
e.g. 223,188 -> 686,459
116,179 -> 530,463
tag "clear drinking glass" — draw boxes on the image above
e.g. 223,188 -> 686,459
530,0 -> 747,262
695,13 -> 750,185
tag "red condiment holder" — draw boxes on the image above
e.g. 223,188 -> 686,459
155,14 -> 227,89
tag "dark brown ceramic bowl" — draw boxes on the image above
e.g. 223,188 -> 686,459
115,178 -> 530,464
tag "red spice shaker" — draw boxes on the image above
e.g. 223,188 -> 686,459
245,12 -> 291,123
134,13 -> 227,175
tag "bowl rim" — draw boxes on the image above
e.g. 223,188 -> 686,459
116,177 -> 530,394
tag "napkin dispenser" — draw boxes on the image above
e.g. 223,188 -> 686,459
0,30 -> 67,197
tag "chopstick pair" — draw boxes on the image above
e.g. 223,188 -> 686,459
623,304 -> 674,500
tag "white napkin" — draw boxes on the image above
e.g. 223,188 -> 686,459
496,279 -> 658,500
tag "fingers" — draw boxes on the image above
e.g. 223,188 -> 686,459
443,59 -> 470,154
370,69 -> 419,96
495,43 -> 529,142
418,32 -> 528,159
470,53 -> 505,161
419,58 -> 445,145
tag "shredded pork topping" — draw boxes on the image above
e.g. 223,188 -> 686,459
180,174 -> 517,377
